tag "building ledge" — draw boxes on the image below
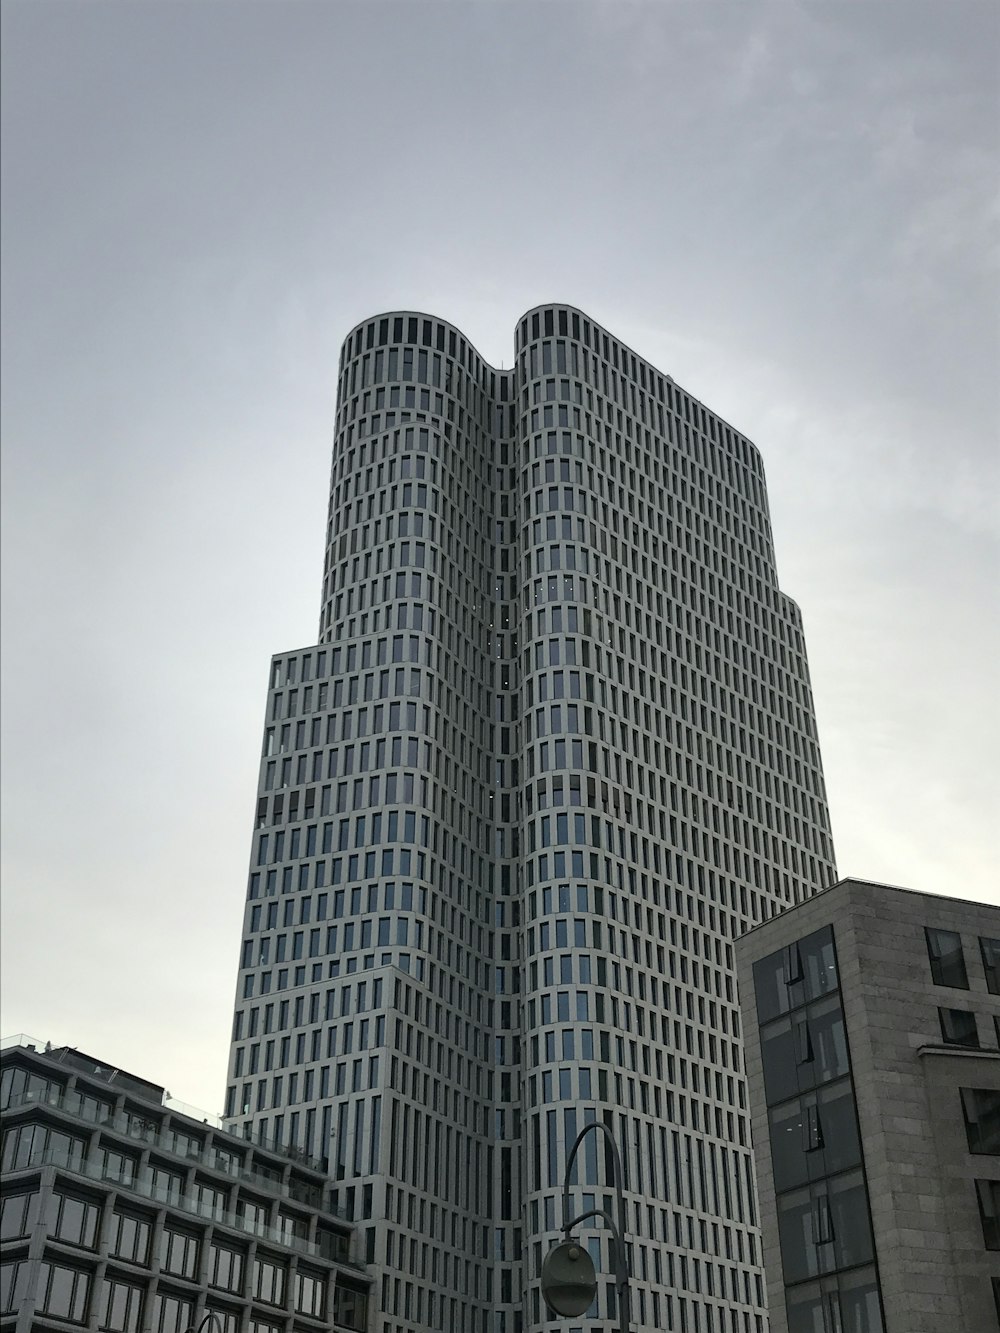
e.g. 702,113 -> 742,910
916,1043 -> 1000,1060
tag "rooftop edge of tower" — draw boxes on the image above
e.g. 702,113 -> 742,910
336,303 -> 766,476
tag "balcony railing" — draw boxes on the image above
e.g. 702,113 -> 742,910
4,1141 -> 364,1272
1,1033 -> 327,1175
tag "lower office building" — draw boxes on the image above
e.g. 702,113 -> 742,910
0,1035 -> 370,1333
735,878 -> 1000,1332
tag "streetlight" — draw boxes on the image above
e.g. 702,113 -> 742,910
183,1315 -> 224,1333
540,1120 -> 631,1333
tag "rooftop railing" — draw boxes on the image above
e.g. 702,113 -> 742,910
2,1087 -> 345,1219
1,1034 -> 327,1174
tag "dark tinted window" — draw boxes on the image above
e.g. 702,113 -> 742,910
0,1191 -> 38,1241
925,927 -> 969,988
754,927 -> 839,1022
939,1007 -> 979,1048
961,1088 -> 1000,1154
776,1170 -> 873,1283
981,938 -> 1000,994
761,997 -> 849,1106
768,1081 -> 861,1192
976,1179 -> 1000,1249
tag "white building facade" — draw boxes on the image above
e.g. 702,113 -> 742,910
223,306 -> 838,1333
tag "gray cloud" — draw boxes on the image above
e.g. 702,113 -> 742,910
2,0 -> 997,1111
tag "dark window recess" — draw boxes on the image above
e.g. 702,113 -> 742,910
760,998 -> 849,1107
768,1083 -> 862,1193
784,1269 -> 884,1333
962,1088 -> 1000,1155
925,927 -> 969,988
976,1179 -> 1000,1250
754,927 -> 840,1023
939,1007 -> 979,1048
981,937 -> 1000,995
776,1171 -> 874,1284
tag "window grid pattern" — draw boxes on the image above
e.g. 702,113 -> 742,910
225,305 -> 839,1333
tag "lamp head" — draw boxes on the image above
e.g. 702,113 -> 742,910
540,1237 -> 598,1316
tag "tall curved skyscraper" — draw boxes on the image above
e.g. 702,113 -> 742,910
224,306 -> 837,1333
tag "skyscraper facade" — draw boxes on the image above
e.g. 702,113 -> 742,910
224,306 -> 837,1333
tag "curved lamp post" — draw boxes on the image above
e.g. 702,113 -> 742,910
183,1315 -> 224,1333
540,1120 -> 631,1333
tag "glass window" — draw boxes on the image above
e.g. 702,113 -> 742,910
785,1266 -> 883,1333
99,1146 -> 138,1185
209,1243 -> 245,1293
976,1179 -> 1000,1249
754,927 -> 838,1022
169,1128 -> 203,1160
160,1228 -> 199,1279
1,1260 -> 29,1315
768,1081 -> 861,1192
110,1211 -> 151,1265
333,1282 -> 369,1332
0,1190 -> 39,1240
2,1123 -> 85,1173
206,1309 -> 240,1333
238,1197 -> 268,1236
101,1277 -> 143,1333
760,997 -> 849,1107
981,937 -> 1000,995
193,1179 -> 226,1220
253,1256 -> 287,1306
37,1262 -> 90,1323
776,1170 -> 873,1283
295,1270 -> 326,1318
48,1192 -> 101,1248
925,927 -> 969,988
152,1290 -> 193,1333
939,1007 -> 979,1048
963,1088 -> 1000,1154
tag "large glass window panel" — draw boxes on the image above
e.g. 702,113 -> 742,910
809,999 -> 850,1085
785,1268 -> 883,1333
938,1007 -> 979,1048
209,1243 -> 245,1293
925,927 -> 969,988
838,1268 -> 885,1333
160,1228 -> 199,1279
294,1270 -> 327,1318
976,1178 -> 1000,1249
761,1018 -> 800,1106
48,1192 -> 100,1249
333,1282 -> 369,1332
980,937 -> 1000,995
761,999 -> 849,1108
769,1081 -> 861,1192
253,1256 -> 287,1306
99,1146 -> 137,1185
152,1291 -> 193,1333
110,1211 -> 151,1265
962,1088 -> 1000,1154
755,928 -> 838,1023
777,1171 -> 873,1283
101,1278 -> 143,1333
1,1260 -> 30,1316
828,1170 -> 875,1271
0,1190 -> 39,1240
777,1187 -> 821,1284
206,1309 -> 240,1333
37,1262 -> 90,1323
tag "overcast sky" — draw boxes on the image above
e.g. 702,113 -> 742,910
2,0 -> 997,1115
